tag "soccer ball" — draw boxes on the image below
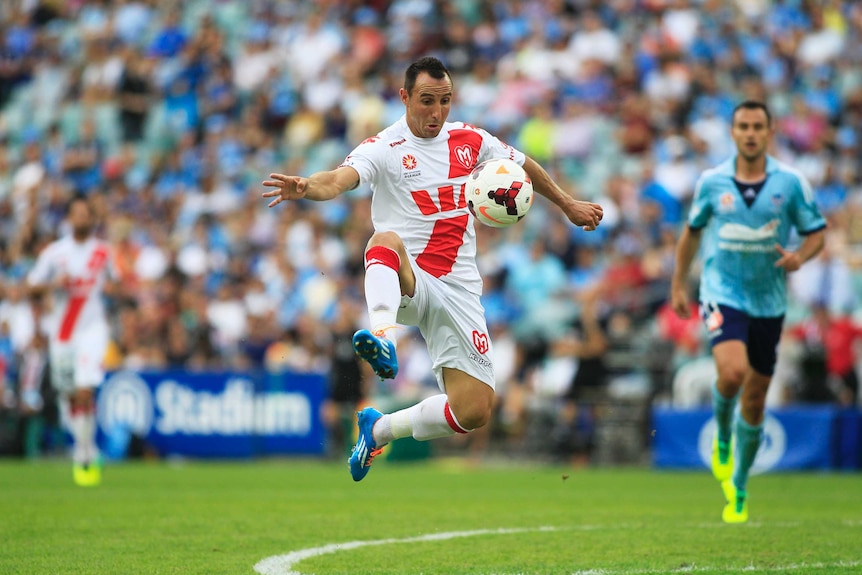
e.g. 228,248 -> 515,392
466,158 -> 534,228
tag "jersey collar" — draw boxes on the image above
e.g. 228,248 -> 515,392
725,154 -> 778,176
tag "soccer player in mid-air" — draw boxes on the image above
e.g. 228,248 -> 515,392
263,56 -> 603,481
670,101 -> 826,522
27,195 -> 117,486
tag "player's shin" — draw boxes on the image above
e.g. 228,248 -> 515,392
732,414 -> 763,491
388,394 -> 470,442
364,246 -> 401,338
68,399 -> 98,465
712,382 -> 737,445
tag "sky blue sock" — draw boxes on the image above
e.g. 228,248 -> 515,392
732,415 -> 763,492
712,382 -> 737,445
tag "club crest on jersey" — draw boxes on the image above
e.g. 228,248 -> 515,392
454,145 -> 474,171
718,191 -> 736,213
472,330 -> 489,354
402,155 -> 418,170
771,193 -> 784,212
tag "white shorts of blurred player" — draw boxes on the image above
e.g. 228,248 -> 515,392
396,253 -> 495,392
49,325 -> 109,393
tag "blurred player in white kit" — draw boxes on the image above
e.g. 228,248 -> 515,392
27,195 -> 116,486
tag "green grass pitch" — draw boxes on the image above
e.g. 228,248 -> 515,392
1,458 -> 860,574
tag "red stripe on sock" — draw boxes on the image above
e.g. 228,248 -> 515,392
365,245 -> 401,272
444,402 -> 469,434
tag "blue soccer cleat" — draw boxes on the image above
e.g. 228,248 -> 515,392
349,407 -> 385,482
352,329 -> 399,379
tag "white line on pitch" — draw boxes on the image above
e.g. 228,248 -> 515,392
254,527 -> 559,575
254,525 -> 862,575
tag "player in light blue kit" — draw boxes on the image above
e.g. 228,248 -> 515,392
670,101 -> 826,523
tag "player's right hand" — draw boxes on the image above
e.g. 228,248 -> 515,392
566,200 -> 604,231
262,173 -> 308,208
670,284 -> 691,318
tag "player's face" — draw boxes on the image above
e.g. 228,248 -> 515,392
731,108 -> 771,162
401,72 -> 452,139
68,200 -> 93,236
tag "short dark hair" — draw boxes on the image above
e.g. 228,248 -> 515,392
732,100 -> 771,126
404,56 -> 451,95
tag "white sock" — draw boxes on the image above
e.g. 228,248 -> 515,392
80,411 -> 98,463
364,247 -> 401,339
69,411 -> 96,465
66,396 -> 98,465
373,394 -> 470,443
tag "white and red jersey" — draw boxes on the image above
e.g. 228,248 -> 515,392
340,116 -> 526,294
27,236 -> 116,344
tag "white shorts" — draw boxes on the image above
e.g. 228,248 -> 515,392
396,255 -> 495,391
50,326 -> 108,392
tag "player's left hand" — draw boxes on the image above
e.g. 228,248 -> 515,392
774,244 -> 802,272
566,200 -> 604,231
262,173 -> 308,207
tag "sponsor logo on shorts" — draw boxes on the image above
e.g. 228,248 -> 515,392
469,353 -> 492,368
702,302 -> 724,339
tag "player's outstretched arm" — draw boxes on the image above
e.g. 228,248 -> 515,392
670,226 -> 702,318
522,156 -> 603,230
262,166 -> 360,208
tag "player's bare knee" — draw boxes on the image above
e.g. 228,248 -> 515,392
366,231 -> 402,252
70,388 -> 94,407
451,397 -> 493,430
718,365 -> 747,388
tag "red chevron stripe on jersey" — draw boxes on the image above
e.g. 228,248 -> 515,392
415,214 -> 469,278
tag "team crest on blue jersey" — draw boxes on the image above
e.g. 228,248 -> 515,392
718,191 -> 736,213
771,193 -> 784,211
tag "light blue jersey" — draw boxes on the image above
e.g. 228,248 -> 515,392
688,155 -> 826,317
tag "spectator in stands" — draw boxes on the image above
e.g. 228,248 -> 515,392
786,303 -> 862,406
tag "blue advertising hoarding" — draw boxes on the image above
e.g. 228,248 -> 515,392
96,369 -> 327,458
652,406 -> 862,472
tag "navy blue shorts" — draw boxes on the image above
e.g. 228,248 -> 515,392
700,302 -> 785,376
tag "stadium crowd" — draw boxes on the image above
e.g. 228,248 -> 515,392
0,0 -> 861,461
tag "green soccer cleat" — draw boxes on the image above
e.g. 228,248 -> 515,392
721,479 -> 748,524
73,460 -> 102,487
711,436 -> 734,482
